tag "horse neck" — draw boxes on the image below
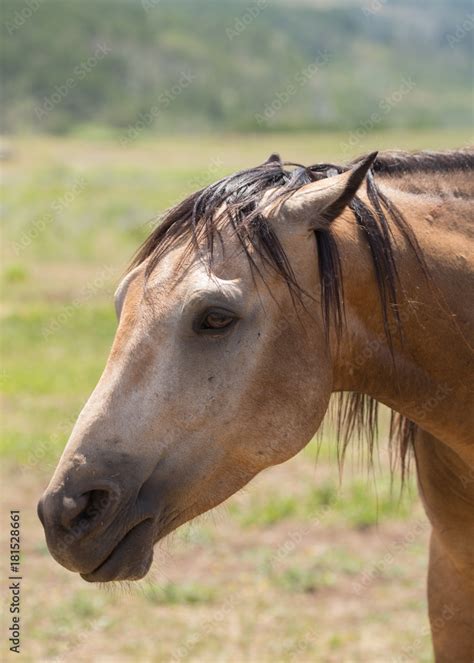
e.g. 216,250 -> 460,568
329,179 -> 473,456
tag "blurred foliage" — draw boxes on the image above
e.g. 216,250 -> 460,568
1,0 -> 472,134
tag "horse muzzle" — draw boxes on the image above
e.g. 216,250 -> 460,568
37,458 -> 158,582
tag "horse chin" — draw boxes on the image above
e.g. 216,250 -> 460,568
81,519 -> 154,583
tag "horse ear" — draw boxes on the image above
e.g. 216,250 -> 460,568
264,153 -> 281,164
265,152 -> 377,229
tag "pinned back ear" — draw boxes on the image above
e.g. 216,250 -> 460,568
264,151 -> 377,229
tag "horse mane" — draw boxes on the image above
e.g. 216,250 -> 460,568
129,148 -> 473,480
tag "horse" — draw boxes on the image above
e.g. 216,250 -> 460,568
38,148 -> 473,662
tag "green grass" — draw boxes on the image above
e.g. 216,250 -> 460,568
51,590 -> 107,626
2,263 -> 29,284
340,478 -> 416,528
263,548 -> 366,594
229,493 -> 301,527
273,565 -> 336,594
1,303 -> 116,462
142,581 -> 216,605
229,477 -> 417,529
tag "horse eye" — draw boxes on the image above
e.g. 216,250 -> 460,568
196,309 -> 237,333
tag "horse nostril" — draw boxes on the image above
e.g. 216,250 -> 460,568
38,480 -> 122,552
61,493 -> 90,528
60,488 -> 115,532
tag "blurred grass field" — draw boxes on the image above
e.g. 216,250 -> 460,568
1,129 -> 472,662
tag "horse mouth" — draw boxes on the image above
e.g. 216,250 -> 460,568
81,518 -> 154,583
